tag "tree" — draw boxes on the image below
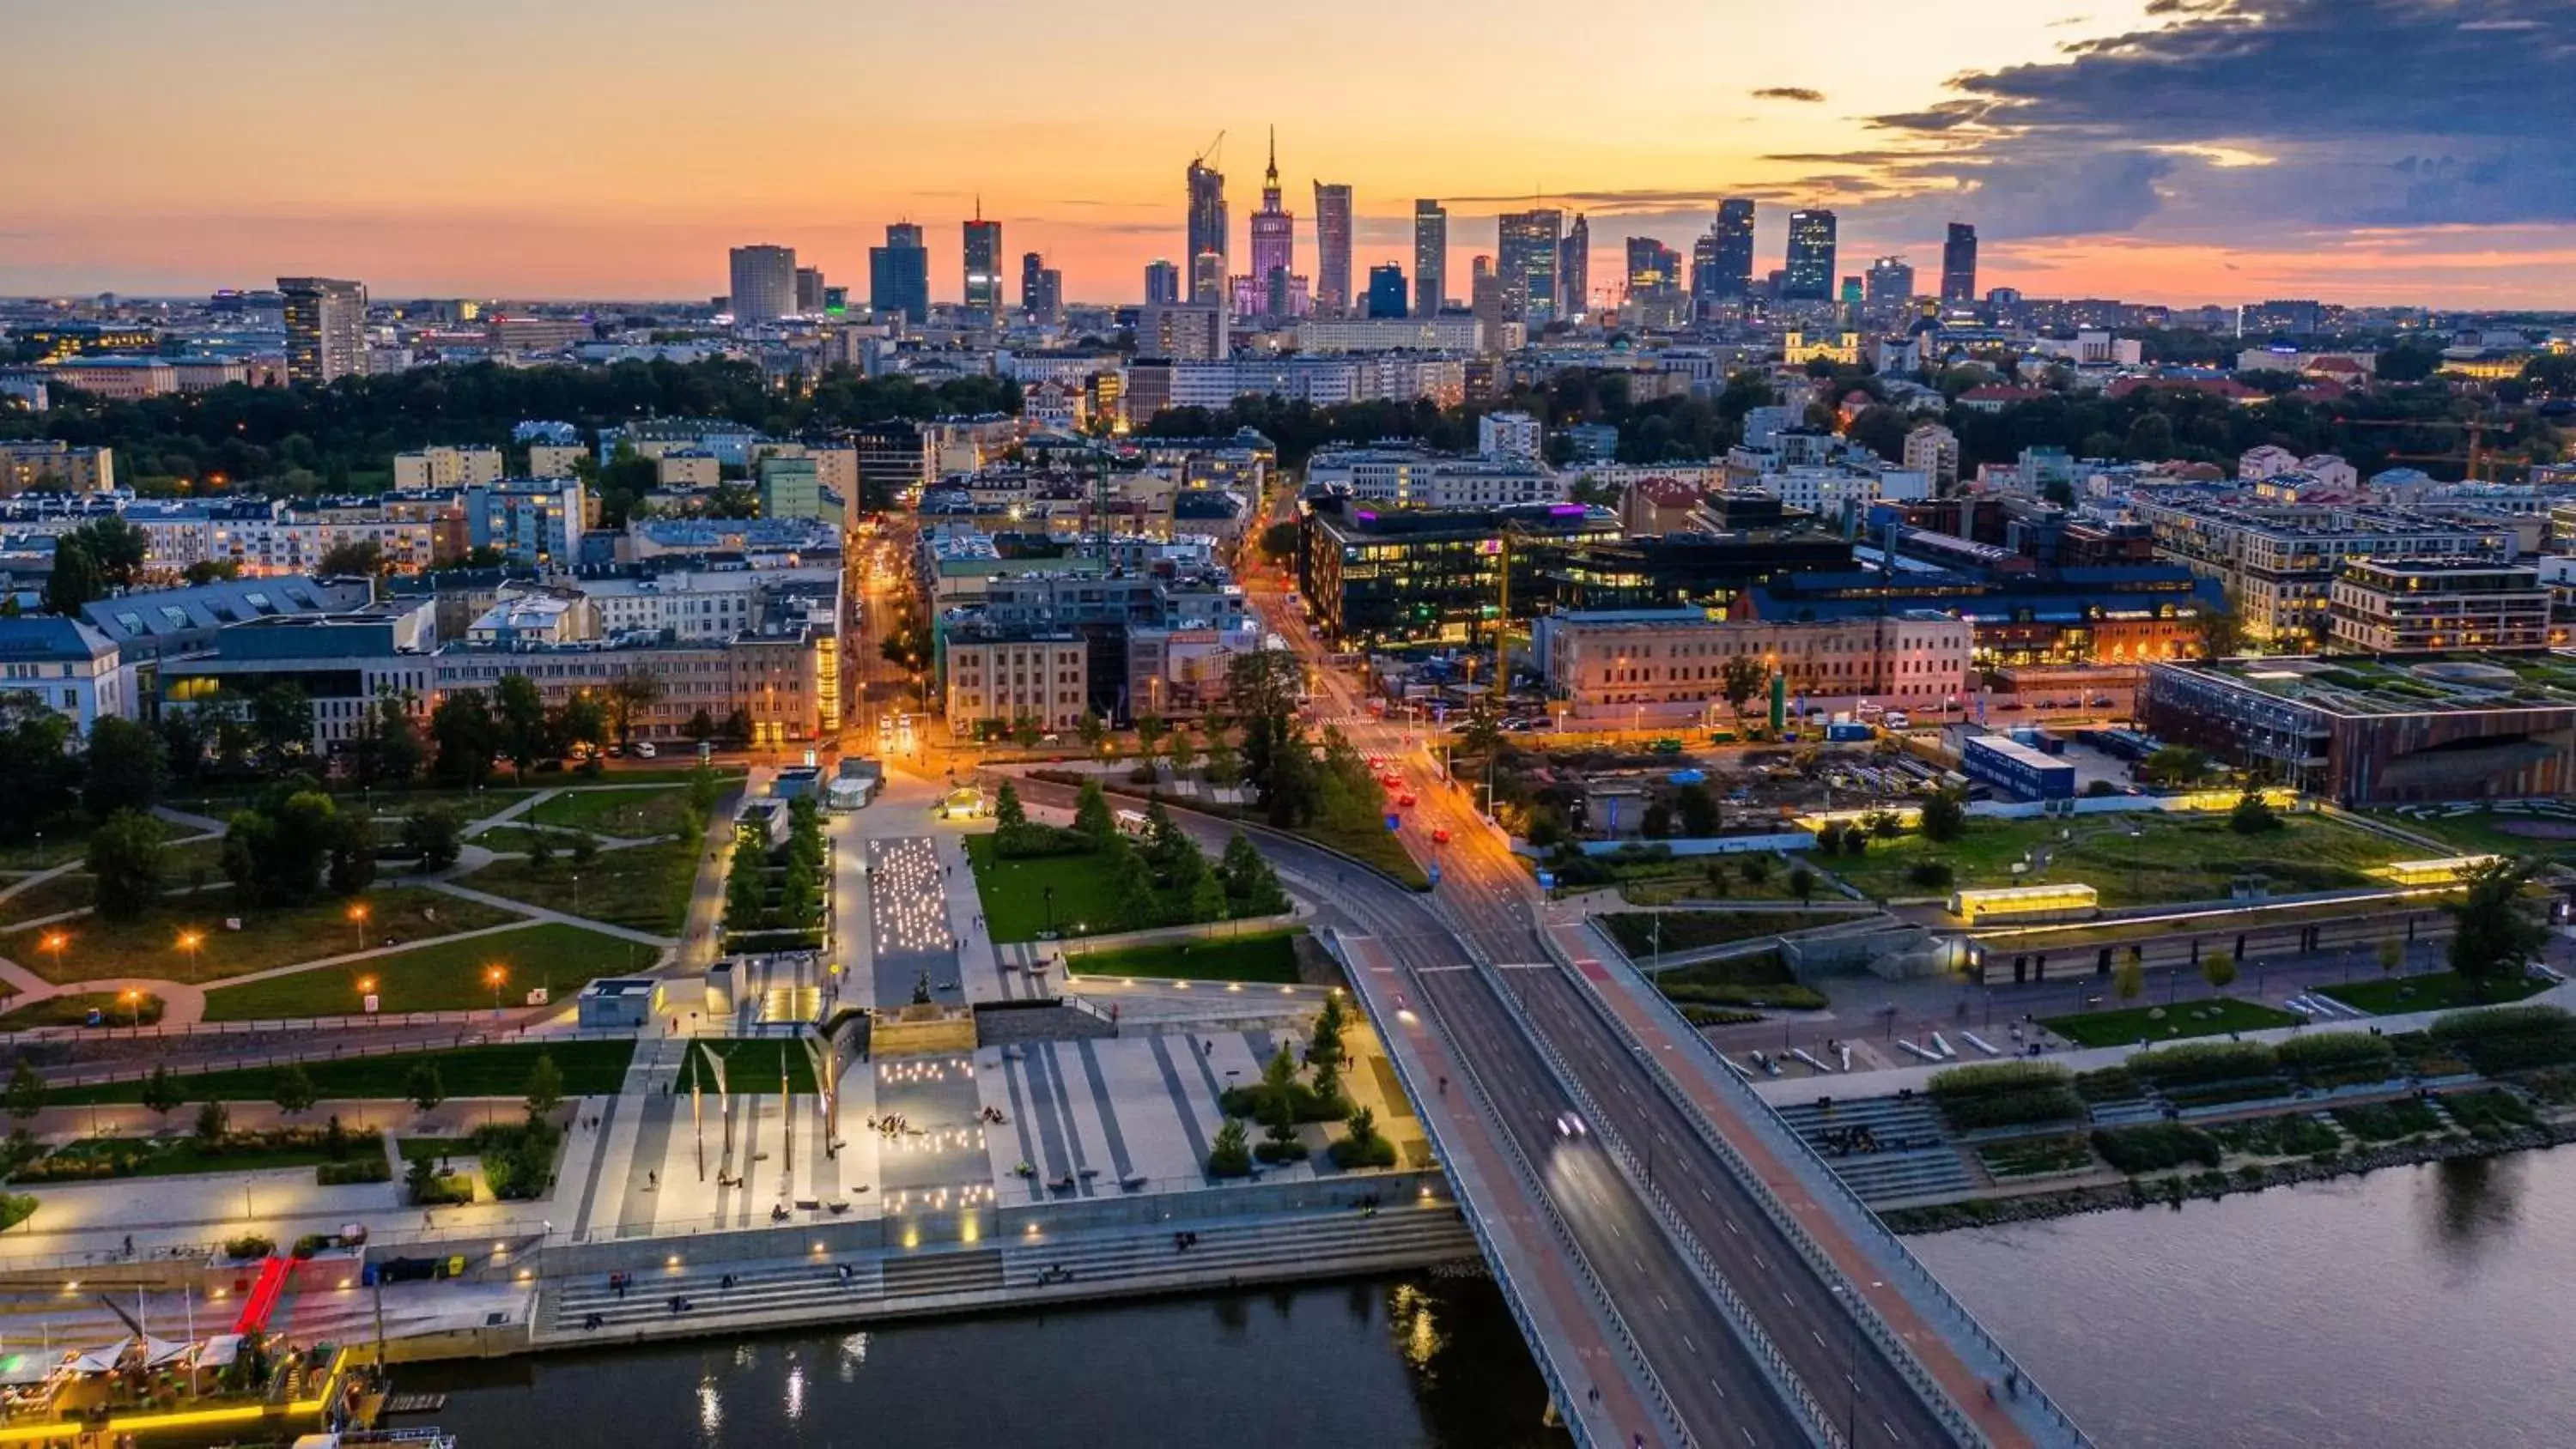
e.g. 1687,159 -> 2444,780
1076,712 -> 1107,754
70,517 -> 149,589
2377,938 -> 2405,979
402,806 -> 465,871
1308,993 -> 1347,1080
1919,787 -> 1969,843
992,779 -> 1028,832
82,716 -> 164,819
272,1064 -> 318,1116
87,809 -> 167,922
525,1052 -> 565,1117
405,1062 -> 447,1113
526,830 -> 556,869
42,535 -> 103,615
2196,602 -> 2247,661
1218,832 -> 1291,915
1111,840 -> 1160,929
494,675 -> 550,776
351,688 -> 425,787
2446,858 -> 2551,996
1788,864 -> 1816,910
222,784 -> 341,906
2228,786 -> 2282,835
604,668 -> 665,746
141,1064 -> 182,1118
1741,852 -> 1774,885
685,708 -> 718,746
1073,779 -> 1115,848
2140,745 -> 2211,788
1166,727 -> 1199,779
249,683 -> 313,769
194,1096 -> 229,1144
1640,798 -> 1674,839
1674,782 -> 1720,837
2112,959 -> 2147,1003
1208,1117 -> 1252,1177
1134,715 -> 1168,762
315,538 -> 386,579
4,1061 -> 43,1125
2201,951 -> 2239,992
181,558 -> 242,585
549,692 -> 610,760
326,813 -> 376,896
428,691 -> 499,787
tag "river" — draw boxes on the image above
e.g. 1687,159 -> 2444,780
407,1147 -> 2576,1448
402,1269 -> 1568,1448
1912,1145 -> 2576,1447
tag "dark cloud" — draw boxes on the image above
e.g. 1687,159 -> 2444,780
1751,87 -> 1826,102
1853,0 -> 2576,241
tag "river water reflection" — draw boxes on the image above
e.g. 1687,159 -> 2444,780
1912,1147 -> 2573,1448
405,1270 -> 1567,1448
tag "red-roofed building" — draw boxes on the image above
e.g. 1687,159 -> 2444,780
1618,475 -> 1704,536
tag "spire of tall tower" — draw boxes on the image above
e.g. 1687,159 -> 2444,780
1267,125 -> 1278,185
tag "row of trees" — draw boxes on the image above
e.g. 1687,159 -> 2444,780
725,795 -> 826,940
999,780 -> 1290,931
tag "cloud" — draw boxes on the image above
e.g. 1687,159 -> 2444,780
1750,87 -> 1826,102
1845,0 -> 2576,245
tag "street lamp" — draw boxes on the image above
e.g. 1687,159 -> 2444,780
177,930 -> 203,979
357,975 -> 377,1013
486,965 -> 507,1014
39,931 -> 65,979
120,990 -> 139,1031
1042,885 -> 1056,938
348,901 -> 370,953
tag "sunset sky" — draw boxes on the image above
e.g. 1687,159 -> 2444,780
8,0 -> 2573,307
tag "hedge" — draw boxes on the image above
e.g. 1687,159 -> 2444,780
2274,1033 -> 2397,1084
2129,1041 -> 2280,1087
1927,1063 -> 2085,1131
2429,1004 -> 2576,1074
2091,1123 -> 2222,1174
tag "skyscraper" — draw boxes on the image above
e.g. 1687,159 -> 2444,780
1186,157 -> 1228,304
727,245 -> 797,324
1190,252 -> 1226,308
869,223 -> 930,324
1247,130 -> 1296,318
1498,209 -> 1562,328
963,209 -> 1004,324
1625,237 -> 1682,298
1783,209 -> 1838,301
1864,256 -> 1916,310
1704,199 -> 1755,300
1558,213 -> 1589,319
1020,252 -> 1063,324
1941,222 -> 1979,305
277,276 -> 367,385
1145,258 -> 1182,306
795,266 -> 826,314
1313,181 -> 1354,317
1413,200 -> 1448,318
1365,264 -> 1408,319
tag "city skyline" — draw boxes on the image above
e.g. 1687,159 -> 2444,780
6,0 -> 2573,307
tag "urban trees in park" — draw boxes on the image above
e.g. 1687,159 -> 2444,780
494,675 -> 550,777
2112,959 -> 2147,1003
2378,938 -> 2405,979
405,1062 -> 447,1113
1788,864 -> 1816,911
525,1052 -> 565,1117
271,1064 -> 318,1116
428,691 -> 501,787
1719,654 -> 1769,730
86,809 -> 167,922
4,1062 -> 45,1125
402,806 -> 465,872
1918,786 -> 1969,844
2446,858 -> 2551,997
2201,951 -> 2239,992
82,716 -> 165,820
141,1064 -> 183,1119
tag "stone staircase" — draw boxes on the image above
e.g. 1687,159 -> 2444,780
539,1205 -> 1474,1343
1773,1094 -> 1978,1206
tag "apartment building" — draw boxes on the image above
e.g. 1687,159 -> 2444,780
2327,560 -> 2556,653
942,629 -> 1090,737
1534,609 -> 1972,724
2131,492 -> 2516,644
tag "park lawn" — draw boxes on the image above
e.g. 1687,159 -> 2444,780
1824,811 -> 2411,907
1615,865 -> 1805,906
39,1136 -> 348,1179
463,826 -> 559,854
1068,930 -> 1304,984
0,991 -> 164,1030
0,874 -> 97,927
49,1040 -> 641,1106
202,923 -> 656,1022
1647,950 -> 1827,1010
2043,997 -> 2305,1048
0,815 -> 191,873
965,834 -> 1127,942
521,787 -> 694,838
2320,971 -> 2554,1016
682,1041 -> 820,1094
459,839 -> 698,935
4,887 -> 526,986
2372,807 -> 2576,865
593,767 -> 747,787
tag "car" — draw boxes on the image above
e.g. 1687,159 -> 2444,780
1397,792 -> 1416,808
1431,828 -> 1450,845
632,741 -> 658,759
1380,773 -> 1405,789
1554,1112 -> 1587,1138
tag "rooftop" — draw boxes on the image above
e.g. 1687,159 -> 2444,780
2167,653 -> 2576,718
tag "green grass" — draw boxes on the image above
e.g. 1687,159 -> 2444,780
2208,1113 -> 2343,1158
1978,1136 -> 2095,1179
0,874 -> 99,926
587,767 -> 747,787
48,1040 -> 639,1106
28,1135 -> 349,1180
2320,972 -> 2553,1016
398,1136 -> 477,1163
202,923 -> 656,1021
0,815 -> 188,872
2043,997 -> 2305,1048
2375,807 -> 2576,865
965,834 -> 1127,942
4,887 -> 526,985
1824,812 -> 2412,907
1294,824 -> 1431,890
681,1041 -> 819,1094
1601,911 -> 1797,959
459,839 -> 698,935
1647,951 -> 1827,1010
520,787 -> 693,838
0,991 -> 164,1030
2332,1098 -> 2445,1143
1067,930 -> 1303,984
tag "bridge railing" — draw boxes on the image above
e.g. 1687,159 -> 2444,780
1464,936 -> 1840,1449
1552,912 -> 2096,1448
1321,928 -> 1669,1449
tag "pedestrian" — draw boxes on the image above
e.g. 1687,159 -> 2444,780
647,1171 -> 658,1190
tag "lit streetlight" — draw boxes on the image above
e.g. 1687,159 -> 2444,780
39,931 -> 65,979
120,989 -> 140,1031
177,930 -> 204,979
486,965 -> 507,1014
348,901 -> 370,953
357,975 -> 377,1015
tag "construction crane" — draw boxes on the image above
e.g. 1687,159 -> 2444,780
2334,415 -> 2519,482
1194,130 -> 1225,170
